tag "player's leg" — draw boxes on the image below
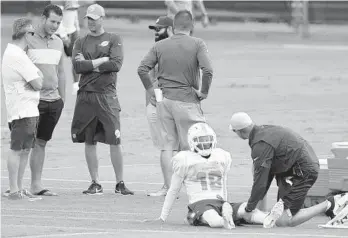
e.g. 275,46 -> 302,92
265,170 -> 337,227
70,92 -> 102,195
7,120 -> 22,198
17,117 -> 37,193
98,94 -> 133,195
30,99 -> 63,195
146,103 -> 167,196
157,99 -> 180,190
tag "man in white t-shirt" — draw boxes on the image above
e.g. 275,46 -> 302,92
2,18 -> 44,201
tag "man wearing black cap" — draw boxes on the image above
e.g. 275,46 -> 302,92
146,16 -> 174,197
138,10 -> 213,196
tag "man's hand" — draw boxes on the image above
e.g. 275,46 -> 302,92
75,53 -> 85,61
147,86 -> 156,106
193,88 -> 208,101
142,217 -> 165,224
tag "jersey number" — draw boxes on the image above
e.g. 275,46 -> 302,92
196,171 -> 222,191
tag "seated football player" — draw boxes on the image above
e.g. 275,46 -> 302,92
145,122 -> 348,229
145,122 -> 269,229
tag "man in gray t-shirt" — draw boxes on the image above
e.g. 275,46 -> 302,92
138,10 -> 213,193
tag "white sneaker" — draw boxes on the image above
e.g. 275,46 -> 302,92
147,185 -> 168,197
263,199 -> 284,228
3,189 -> 10,197
222,202 -> 235,229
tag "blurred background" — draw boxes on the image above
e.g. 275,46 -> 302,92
1,1 -> 348,39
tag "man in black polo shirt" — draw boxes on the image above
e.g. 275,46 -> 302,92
229,112 -> 348,228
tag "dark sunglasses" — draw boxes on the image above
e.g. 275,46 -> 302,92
154,27 -> 166,32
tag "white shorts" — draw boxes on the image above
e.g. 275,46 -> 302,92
146,104 -> 161,149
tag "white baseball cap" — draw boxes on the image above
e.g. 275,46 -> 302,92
229,112 -> 253,131
85,4 -> 105,20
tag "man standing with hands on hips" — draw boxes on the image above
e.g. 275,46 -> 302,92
71,3 -> 134,195
138,10 -> 213,193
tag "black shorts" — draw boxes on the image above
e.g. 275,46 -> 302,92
187,199 -> 244,226
71,91 -> 121,145
8,117 -> 38,151
37,99 -> 64,142
277,168 -> 319,215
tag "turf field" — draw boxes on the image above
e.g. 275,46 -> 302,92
1,16 -> 348,238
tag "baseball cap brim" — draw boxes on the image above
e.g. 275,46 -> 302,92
84,14 -> 101,20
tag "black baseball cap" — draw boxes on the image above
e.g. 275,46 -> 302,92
149,16 -> 173,30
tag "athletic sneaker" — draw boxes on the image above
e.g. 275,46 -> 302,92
3,189 -> 10,197
326,192 -> 348,219
22,189 -> 43,201
222,202 -> 235,229
83,181 -> 103,195
263,199 -> 284,228
147,185 -> 168,197
8,191 -> 24,200
115,181 -> 134,195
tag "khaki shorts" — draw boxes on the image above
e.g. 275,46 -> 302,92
146,104 -> 161,149
156,98 -> 205,151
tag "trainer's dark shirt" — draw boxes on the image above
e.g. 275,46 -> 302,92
72,32 -> 123,94
138,33 -> 213,103
246,125 -> 319,211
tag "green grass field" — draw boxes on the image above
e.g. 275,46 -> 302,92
1,16 -> 348,238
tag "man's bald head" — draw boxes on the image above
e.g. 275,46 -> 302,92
173,10 -> 194,32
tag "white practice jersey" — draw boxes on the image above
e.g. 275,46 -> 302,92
172,148 -> 232,204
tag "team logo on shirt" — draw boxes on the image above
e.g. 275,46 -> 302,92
100,41 -> 109,47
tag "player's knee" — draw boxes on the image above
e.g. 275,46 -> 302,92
275,209 -> 294,227
35,138 -> 47,147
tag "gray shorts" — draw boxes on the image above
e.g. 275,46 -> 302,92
156,98 -> 205,151
8,117 -> 38,151
71,91 -> 121,145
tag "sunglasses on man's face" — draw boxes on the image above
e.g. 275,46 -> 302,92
154,27 -> 166,32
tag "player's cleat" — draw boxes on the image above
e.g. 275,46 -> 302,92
319,202 -> 348,229
115,181 -> 134,195
147,185 -> 168,197
263,199 -> 284,228
83,181 -> 103,195
8,191 -> 24,200
22,189 -> 43,201
326,192 -> 348,219
222,202 -> 235,229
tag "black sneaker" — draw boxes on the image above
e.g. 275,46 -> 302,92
115,181 -> 134,195
83,181 -> 103,195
